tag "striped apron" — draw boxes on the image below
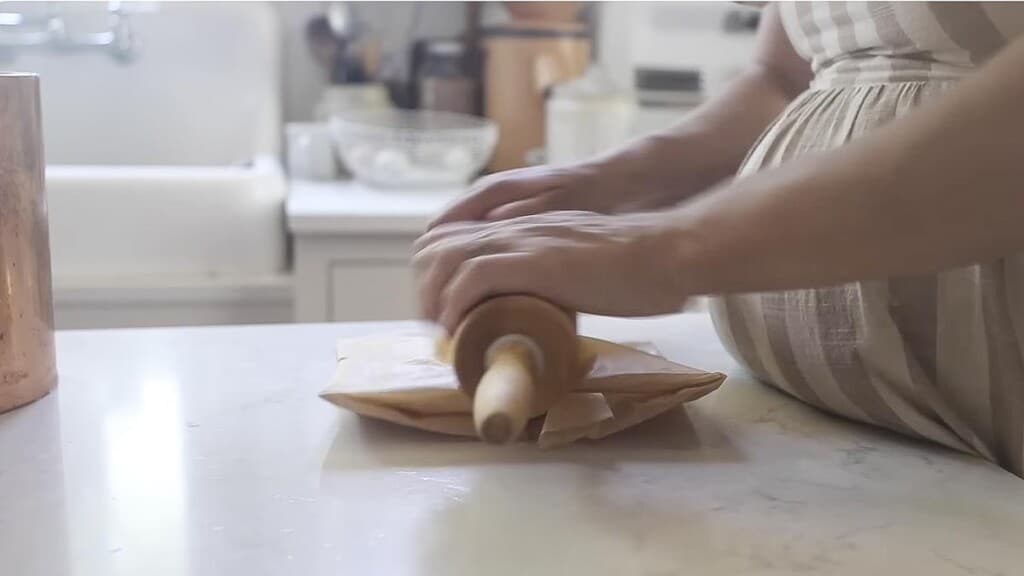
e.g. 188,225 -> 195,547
710,2 -> 1024,476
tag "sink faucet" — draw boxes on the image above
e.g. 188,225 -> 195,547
0,1 -> 153,63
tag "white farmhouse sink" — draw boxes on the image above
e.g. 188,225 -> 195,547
6,3 -> 292,328
47,157 -> 286,280
44,157 -> 291,329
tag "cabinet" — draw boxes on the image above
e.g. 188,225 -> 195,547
286,180 -> 460,322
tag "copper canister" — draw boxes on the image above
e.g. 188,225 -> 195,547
0,73 -> 57,413
482,23 -> 590,171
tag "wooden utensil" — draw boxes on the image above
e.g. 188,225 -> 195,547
449,295 -> 578,444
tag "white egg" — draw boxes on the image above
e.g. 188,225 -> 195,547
345,144 -> 375,173
443,146 -> 473,171
373,148 -> 411,177
417,143 -> 450,165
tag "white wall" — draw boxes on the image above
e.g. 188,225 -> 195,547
1,2 -> 756,162
0,1 -> 468,164
3,2 -> 281,165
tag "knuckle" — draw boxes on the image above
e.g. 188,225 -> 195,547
454,259 -> 485,286
433,222 -> 464,236
449,260 -> 492,302
412,232 -> 436,253
467,253 -> 507,276
414,228 -> 460,259
475,171 -> 531,198
468,174 -> 503,195
411,243 -> 440,270
438,241 -> 471,267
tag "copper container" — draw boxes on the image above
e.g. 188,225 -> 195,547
483,24 -> 590,171
0,73 -> 57,413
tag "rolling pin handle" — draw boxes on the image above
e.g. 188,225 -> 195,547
473,340 -> 537,444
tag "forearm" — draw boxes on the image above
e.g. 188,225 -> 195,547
671,37 -> 1024,296
593,65 -> 799,210
590,4 -> 809,209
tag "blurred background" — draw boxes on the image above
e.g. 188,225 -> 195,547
0,1 -> 759,329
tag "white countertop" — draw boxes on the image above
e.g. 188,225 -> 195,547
2,314 -> 1022,575
285,179 -> 462,235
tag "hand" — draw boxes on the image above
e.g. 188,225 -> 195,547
430,158 -> 638,228
414,210 -> 690,333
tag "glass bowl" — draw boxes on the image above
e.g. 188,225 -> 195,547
330,109 -> 498,190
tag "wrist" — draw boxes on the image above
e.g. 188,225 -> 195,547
573,142 -> 675,212
598,128 -> 737,209
600,138 -> 671,188
630,210 -> 707,308
655,207 -> 717,300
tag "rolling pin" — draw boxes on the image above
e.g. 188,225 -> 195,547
449,295 -> 578,444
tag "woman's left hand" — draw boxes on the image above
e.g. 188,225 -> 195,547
413,210 -> 690,333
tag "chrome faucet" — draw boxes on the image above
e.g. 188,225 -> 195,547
0,1 -> 154,63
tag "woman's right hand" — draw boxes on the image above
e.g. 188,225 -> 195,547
428,160 -> 643,229
428,3 -> 809,230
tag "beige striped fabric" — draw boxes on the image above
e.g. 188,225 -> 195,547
709,2 -> 1024,476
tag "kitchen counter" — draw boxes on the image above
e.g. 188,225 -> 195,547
2,314 -> 1022,575
285,179 -> 461,323
286,179 -> 460,235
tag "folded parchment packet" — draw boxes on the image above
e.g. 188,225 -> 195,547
320,330 -> 726,447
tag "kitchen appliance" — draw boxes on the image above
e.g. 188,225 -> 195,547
482,17 -> 590,171
598,2 -> 758,96
594,2 -> 759,145
330,109 -> 497,189
0,74 -> 58,414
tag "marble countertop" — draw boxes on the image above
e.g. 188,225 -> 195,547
285,179 -> 461,235
2,313 -> 1022,575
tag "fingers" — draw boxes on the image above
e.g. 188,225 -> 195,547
427,170 -> 551,229
438,254 -> 538,334
413,221 -> 473,254
428,195 -> 491,231
413,237 -> 473,322
414,230 -> 549,333
486,196 -> 552,221
426,176 -> 509,229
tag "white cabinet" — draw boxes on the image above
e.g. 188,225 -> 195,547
329,262 -> 416,321
286,180 -> 459,323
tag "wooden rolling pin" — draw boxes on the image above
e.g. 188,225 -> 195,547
449,295 -> 578,444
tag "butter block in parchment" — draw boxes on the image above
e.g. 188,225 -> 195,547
320,329 -> 725,445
